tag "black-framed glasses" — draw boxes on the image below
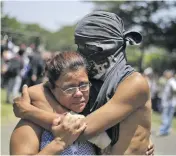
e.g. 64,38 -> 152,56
56,82 -> 92,95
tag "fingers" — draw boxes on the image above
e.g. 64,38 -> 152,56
76,122 -> 87,133
13,97 -> 21,103
62,113 -> 72,129
13,97 -> 21,110
13,104 -> 18,117
61,113 -> 86,134
146,144 -> 154,156
146,148 -> 154,156
52,117 -> 61,126
22,84 -> 30,100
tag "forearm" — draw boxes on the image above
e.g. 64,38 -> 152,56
37,138 -> 66,155
11,137 -> 66,155
25,105 -> 58,130
79,102 -> 131,140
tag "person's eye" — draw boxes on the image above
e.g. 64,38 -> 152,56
80,84 -> 89,91
64,87 -> 76,94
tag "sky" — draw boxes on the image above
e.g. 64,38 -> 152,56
3,1 -> 176,32
3,0 -> 94,32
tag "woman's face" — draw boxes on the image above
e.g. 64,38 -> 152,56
53,67 -> 90,113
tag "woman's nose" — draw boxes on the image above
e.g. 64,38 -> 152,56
73,88 -> 83,97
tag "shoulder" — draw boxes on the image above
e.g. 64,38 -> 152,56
10,119 -> 41,155
122,72 -> 149,94
28,83 -> 46,102
114,72 -> 150,107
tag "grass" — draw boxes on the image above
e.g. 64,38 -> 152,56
1,89 -> 16,124
1,88 -> 176,131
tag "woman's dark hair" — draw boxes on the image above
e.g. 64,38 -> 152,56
45,51 -> 88,88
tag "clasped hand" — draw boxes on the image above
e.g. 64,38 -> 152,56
51,113 -> 86,147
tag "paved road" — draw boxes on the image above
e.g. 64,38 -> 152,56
1,121 -> 176,155
1,120 -> 18,155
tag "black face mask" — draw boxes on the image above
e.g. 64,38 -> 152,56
77,39 -> 124,65
78,42 -> 126,79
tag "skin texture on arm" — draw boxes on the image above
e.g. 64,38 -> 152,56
10,119 -> 66,155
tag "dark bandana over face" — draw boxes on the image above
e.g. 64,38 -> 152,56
75,11 -> 142,78
75,11 -> 142,146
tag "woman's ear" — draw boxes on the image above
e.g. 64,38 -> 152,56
124,31 -> 142,45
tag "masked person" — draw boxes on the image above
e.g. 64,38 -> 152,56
12,11 -> 153,155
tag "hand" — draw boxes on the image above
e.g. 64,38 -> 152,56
51,113 -> 86,147
145,140 -> 154,155
13,85 -> 32,118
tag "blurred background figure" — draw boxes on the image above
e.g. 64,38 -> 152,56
144,67 -> 159,111
157,70 -> 176,136
157,70 -> 173,111
4,48 -> 25,103
1,45 -> 9,88
24,49 -> 45,87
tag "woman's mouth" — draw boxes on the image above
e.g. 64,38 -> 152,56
73,101 -> 86,105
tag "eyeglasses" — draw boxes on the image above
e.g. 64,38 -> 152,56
56,82 -> 91,95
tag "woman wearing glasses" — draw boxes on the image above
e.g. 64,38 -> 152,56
10,51 -> 106,155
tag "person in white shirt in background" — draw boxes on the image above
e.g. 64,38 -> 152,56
157,70 -> 176,136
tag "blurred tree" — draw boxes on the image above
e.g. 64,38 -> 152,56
1,13 -> 76,51
143,47 -> 169,74
126,46 -> 141,68
45,25 -> 76,51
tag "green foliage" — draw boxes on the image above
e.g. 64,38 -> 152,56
45,25 -> 77,51
126,46 -> 142,69
126,45 -> 176,73
1,14 -> 77,51
143,48 -> 169,73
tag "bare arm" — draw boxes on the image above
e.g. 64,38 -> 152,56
80,73 -> 150,139
10,119 -> 66,155
14,73 -> 149,139
13,84 -> 62,131
24,105 -> 58,130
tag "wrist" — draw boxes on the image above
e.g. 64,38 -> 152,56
23,105 -> 35,119
54,137 -> 67,152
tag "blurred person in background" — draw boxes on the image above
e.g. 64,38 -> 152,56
157,70 -> 176,136
25,49 -> 45,87
19,46 -> 31,93
1,45 -> 9,88
144,67 -> 158,111
5,48 -> 24,103
157,70 -> 173,112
